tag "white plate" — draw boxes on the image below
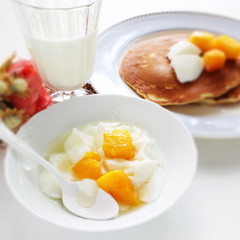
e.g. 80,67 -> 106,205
91,11 -> 240,139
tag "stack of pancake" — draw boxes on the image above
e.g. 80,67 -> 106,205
119,34 -> 240,105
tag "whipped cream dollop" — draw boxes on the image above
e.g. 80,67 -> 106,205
167,40 -> 204,83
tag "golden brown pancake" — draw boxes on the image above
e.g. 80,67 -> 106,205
202,85 -> 240,104
119,34 -> 240,105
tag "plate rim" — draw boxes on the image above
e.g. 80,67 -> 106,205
99,10 -> 240,39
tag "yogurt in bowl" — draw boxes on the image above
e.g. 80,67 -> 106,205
4,94 -> 197,232
40,121 -> 166,213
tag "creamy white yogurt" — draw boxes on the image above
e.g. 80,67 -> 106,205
40,122 -> 166,211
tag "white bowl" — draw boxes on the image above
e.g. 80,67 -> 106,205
4,94 -> 197,232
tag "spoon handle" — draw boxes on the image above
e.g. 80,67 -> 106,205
0,119 -> 67,184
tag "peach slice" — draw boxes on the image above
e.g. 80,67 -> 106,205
81,151 -> 101,162
97,170 -> 140,206
102,129 -> 135,160
203,49 -> 226,72
72,151 -> 102,180
212,35 -> 240,59
188,31 -> 215,52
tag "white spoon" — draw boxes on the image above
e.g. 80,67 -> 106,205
0,119 -> 119,220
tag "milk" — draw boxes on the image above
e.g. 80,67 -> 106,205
27,31 -> 97,91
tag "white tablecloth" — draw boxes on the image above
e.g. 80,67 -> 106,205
1,0 -> 240,239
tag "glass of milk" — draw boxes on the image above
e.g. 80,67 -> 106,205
12,0 -> 102,101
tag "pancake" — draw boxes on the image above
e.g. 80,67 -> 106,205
202,84 -> 240,104
119,34 -> 240,105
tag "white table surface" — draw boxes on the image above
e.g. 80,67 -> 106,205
1,0 -> 240,239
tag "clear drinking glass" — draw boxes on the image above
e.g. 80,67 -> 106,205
12,0 -> 102,102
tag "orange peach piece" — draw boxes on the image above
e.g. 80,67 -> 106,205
212,35 -> 240,59
72,151 -> 102,180
203,49 -> 226,72
81,151 -> 101,162
97,170 -> 140,206
188,31 -> 215,52
102,129 -> 135,160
